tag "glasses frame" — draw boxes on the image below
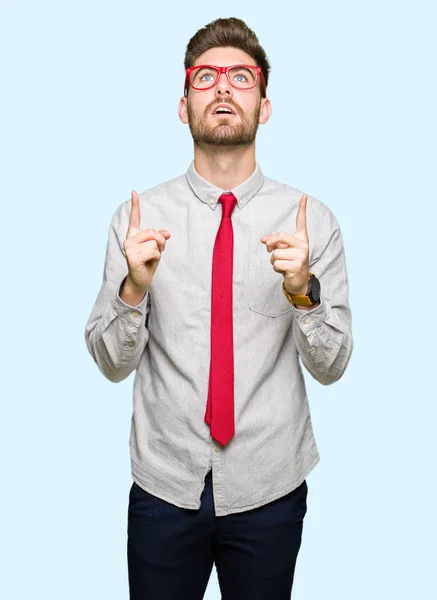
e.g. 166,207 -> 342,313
184,64 -> 267,97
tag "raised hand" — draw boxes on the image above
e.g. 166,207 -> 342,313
260,193 -> 310,295
122,190 -> 171,298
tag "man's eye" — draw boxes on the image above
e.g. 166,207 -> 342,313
234,74 -> 248,82
198,70 -> 216,81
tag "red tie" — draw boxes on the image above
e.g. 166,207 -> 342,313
204,192 -> 238,447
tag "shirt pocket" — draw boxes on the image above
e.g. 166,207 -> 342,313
245,267 -> 294,317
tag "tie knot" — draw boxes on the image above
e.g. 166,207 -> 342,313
218,192 -> 237,219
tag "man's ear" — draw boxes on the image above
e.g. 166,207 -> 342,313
259,97 -> 272,125
178,96 -> 189,124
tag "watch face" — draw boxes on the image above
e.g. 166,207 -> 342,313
309,276 -> 321,302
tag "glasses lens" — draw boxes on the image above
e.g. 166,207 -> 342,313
229,66 -> 257,89
190,67 -> 219,89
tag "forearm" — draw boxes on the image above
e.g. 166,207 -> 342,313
85,277 -> 150,382
292,297 -> 353,385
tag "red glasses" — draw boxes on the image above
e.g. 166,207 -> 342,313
185,64 -> 267,96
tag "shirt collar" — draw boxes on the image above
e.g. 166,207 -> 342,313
185,160 -> 264,210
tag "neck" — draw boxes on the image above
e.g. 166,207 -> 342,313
193,142 -> 256,189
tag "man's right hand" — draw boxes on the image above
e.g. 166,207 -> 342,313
121,190 -> 171,302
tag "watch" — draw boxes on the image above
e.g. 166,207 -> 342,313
282,272 -> 321,306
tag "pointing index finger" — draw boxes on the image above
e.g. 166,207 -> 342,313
295,194 -> 308,238
127,190 -> 141,237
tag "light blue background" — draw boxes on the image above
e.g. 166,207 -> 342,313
1,0 -> 436,598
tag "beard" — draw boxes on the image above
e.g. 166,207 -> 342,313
187,99 -> 261,146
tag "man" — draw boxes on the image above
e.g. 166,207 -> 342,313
85,16 -> 353,600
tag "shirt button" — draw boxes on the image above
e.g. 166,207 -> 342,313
303,318 -> 312,325
131,311 -> 140,318
127,340 -> 135,346
214,443 -> 221,452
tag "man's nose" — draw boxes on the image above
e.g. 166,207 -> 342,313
215,72 -> 232,95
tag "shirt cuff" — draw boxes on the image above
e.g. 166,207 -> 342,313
113,277 -> 149,320
290,295 -> 328,334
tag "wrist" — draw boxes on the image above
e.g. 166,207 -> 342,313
282,272 -> 321,310
284,272 -> 310,297
287,284 -> 309,296
120,276 -> 148,307
284,282 -> 308,296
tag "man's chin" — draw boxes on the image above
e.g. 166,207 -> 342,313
196,136 -> 251,147
194,127 -> 253,146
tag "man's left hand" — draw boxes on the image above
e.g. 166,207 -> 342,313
260,193 -> 310,295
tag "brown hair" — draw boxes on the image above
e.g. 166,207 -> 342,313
184,17 -> 270,97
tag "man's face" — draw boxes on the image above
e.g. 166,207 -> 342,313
179,46 -> 271,147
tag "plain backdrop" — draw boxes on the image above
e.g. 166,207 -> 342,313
1,1 -> 436,598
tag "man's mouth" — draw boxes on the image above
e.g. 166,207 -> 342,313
211,104 -> 237,116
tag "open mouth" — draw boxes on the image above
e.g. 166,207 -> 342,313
211,104 -> 237,116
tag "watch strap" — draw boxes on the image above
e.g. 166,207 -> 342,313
282,272 -> 314,306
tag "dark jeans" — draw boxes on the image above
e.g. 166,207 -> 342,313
127,469 -> 308,599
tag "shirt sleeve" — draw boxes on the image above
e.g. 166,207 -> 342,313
84,200 -> 150,383
291,199 -> 353,385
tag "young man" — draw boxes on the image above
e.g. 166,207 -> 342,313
85,17 -> 353,600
